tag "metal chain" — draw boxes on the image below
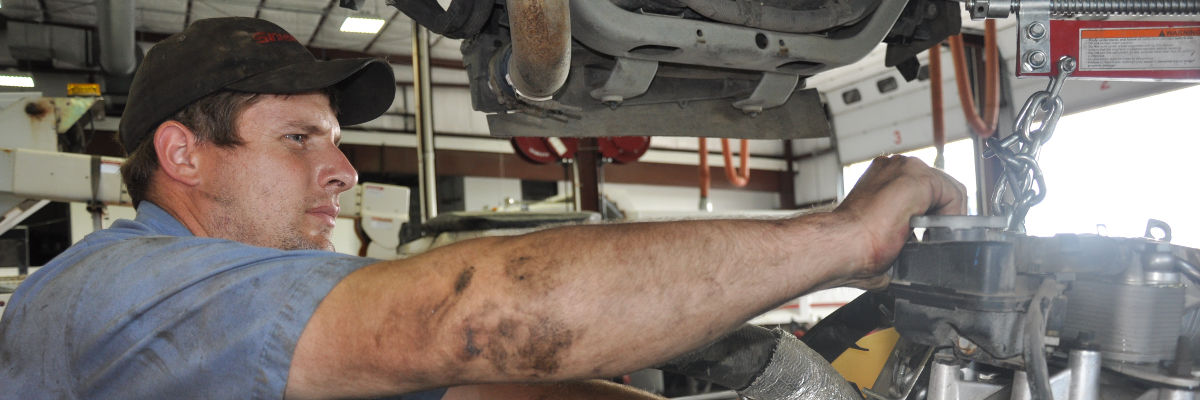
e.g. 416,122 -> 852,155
986,56 -> 1076,232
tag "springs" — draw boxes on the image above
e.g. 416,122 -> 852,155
1049,0 -> 1200,16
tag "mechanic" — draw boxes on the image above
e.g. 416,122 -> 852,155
0,17 -> 966,399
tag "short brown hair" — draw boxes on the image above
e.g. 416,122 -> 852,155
119,91 -> 263,206
119,88 -> 340,207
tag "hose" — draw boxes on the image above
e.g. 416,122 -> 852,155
697,138 -> 751,209
1022,279 -> 1060,400
949,20 -> 1001,138
721,139 -> 751,188
929,42 -> 946,169
699,138 -> 711,210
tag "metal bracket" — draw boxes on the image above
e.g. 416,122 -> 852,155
927,356 -> 1007,400
732,72 -> 801,114
967,0 -> 1014,19
1018,0 -> 1052,74
0,198 -> 49,237
589,57 -> 659,105
864,338 -> 936,400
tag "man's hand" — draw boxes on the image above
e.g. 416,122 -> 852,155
831,155 -> 968,288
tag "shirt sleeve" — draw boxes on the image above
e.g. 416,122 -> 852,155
61,236 -> 377,399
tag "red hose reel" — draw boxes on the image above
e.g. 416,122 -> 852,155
511,136 -> 651,164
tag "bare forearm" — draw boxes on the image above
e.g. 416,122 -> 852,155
375,211 -> 866,384
290,155 -> 965,398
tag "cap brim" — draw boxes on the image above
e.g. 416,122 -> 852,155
226,58 -> 395,126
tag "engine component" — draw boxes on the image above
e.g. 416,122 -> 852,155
884,217 -> 1200,400
890,216 -> 1031,365
927,353 -> 1007,400
1061,280 -> 1184,363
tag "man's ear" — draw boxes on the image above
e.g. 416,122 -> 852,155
153,121 -> 203,186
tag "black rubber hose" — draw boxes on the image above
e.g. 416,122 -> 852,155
657,324 -> 779,391
385,0 -> 493,39
1023,280 -> 1058,400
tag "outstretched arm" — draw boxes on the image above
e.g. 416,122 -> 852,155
285,155 -> 966,399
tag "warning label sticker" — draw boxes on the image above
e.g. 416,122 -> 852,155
1080,27 -> 1200,71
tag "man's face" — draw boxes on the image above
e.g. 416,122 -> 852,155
196,93 -> 357,251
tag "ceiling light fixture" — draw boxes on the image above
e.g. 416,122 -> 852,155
0,72 -> 35,88
340,16 -> 385,34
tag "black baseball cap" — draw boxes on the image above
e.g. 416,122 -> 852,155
119,17 -> 395,152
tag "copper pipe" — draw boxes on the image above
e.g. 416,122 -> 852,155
930,42 -> 946,165
507,0 -> 571,100
699,138 -> 711,199
949,19 -> 1000,138
721,139 -> 750,188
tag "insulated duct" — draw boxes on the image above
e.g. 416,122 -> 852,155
659,325 -> 860,399
96,0 -> 137,76
506,0 -> 571,100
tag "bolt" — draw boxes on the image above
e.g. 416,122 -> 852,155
956,336 -> 979,356
1026,22 -> 1047,40
1059,56 -> 1078,73
895,363 -> 911,383
1026,50 -> 1048,69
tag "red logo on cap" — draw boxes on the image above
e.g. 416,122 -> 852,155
253,32 -> 298,44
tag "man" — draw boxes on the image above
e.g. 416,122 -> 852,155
0,17 -> 966,399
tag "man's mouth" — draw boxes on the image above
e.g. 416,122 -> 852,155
307,205 -> 339,227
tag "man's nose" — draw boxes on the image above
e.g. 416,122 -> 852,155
320,146 -> 359,193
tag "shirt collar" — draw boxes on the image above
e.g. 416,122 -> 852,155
134,201 -> 195,237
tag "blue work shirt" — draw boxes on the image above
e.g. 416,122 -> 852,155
0,202 -> 446,400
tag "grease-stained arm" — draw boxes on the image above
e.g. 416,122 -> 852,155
284,155 -> 965,399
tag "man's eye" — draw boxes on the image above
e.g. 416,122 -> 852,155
285,134 -> 307,144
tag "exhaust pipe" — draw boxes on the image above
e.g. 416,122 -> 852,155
505,0 -> 571,101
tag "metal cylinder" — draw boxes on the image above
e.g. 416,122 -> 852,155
411,25 -> 437,222
1068,349 -> 1100,400
95,0 -> 137,76
506,0 -> 571,101
1159,388 -> 1199,400
1049,0 -> 1200,16
1062,280 -> 1184,363
927,359 -> 958,400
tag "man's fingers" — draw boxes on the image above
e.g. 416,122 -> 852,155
929,168 -> 969,216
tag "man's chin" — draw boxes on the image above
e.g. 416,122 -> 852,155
277,233 -> 335,252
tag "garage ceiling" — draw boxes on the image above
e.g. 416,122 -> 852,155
0,0 -> 467,61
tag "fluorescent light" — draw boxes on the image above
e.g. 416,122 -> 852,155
0,73 -> 34,88
340,17 -> 385,34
